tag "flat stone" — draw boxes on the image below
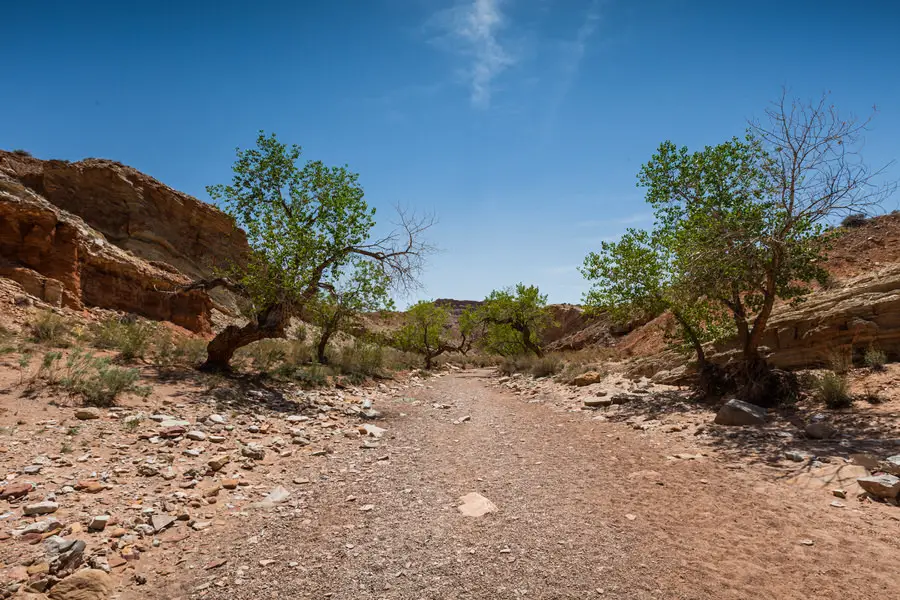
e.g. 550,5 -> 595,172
714,399 -> 766,426
241,444 -> 265,461
47,568 -> 113,600
208,455 -> 231,471
457,492 -> 497,517
573,371 -> 604,386
880,455 -> 900,476
0,481 -> 34,500
22,465 -> 42,475
359,424 -> 386,439
208,435 -> 227,443
858,474 -> 900,499
88,515 -> 109,531
583,397 -> 612,408
159,419 -> 191,428
186,431 -> 207,441
207,414 -> 226,424
152,514 -> 177,533
74,408 -> 101,420
23,501 -> 59,516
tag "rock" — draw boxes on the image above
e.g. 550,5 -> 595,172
805,421 -> 836,439
88,516 -> 109,531
47,569 -> 113,600
832,489 -> 846,499
208,455 -> 231,472
713,399 -> 766,426
186,431 -> 207,441
573,371 -> 604,386
241,444 -> 265,461
74,408 -> 101,421
359,424 -> 386,439
74,481 -> 105,494
208,435 -> 226,443
858,474 -> 900,499
453,415 -> 471,425
15,518 -> 61,536
136,464 -> 159,477
849,452 -> 881,470
785,450 -> 812,462
0,481 -> 34,500
457,492 -> 497,517
158,426 -> 186,439
880,455 -> 900,476
23,465 -> 43,475
24,501 -> 59,516
255,485 -> 291,509
583,397 -> 612,408
191,521 -> 212,531
151,514 -> 177,533
221,479 -> 239,490
207,414 -> 226,425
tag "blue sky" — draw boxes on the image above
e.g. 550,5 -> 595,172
3,0 -> 899,305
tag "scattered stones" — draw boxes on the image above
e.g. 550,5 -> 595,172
457,493 -> 497,517
359,424 -> 386,439
74,408 -> 101,420
23,501 -> 59,516
857,474 -> 900,499
137,464 -> 159,477
713,399 -> 766,426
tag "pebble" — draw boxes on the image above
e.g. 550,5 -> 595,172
23,501 -> 59,516
186,431 -> 208,441
88,515 -> 109,531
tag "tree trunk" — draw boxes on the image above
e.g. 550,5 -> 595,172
200,302 -> 289,372
316,318 -> 339,364
517,325 -> 544,357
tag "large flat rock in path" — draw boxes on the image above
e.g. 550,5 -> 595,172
457,492 -> 498,517
787,464 -> 868,497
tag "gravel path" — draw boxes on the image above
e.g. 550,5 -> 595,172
178,370 -> 899,600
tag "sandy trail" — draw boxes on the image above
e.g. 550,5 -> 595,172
181,370 -> 899,600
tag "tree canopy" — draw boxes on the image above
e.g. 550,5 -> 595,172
472,284 -> 552,357
394,301 -> 453,369
199,131 -> 431,370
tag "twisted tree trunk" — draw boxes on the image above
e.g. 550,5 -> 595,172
200,302 -> 290,372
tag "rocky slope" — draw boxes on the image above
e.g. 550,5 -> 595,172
0,175 -> 214,333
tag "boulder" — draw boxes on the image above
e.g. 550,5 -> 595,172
457,493 -> 498,517
805,421 -> 837,439
880,455 -> 900,476
857,474 -> 900,499
47,569 -> 113,600
583,397 -> 612,408
572,371 -> 604,387
713,399 -> 766,426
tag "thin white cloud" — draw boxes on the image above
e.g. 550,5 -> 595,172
432,0 -> 515,108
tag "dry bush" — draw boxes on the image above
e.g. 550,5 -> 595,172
91,317 -> 157,360
840,213 -> 869,228
815,371 -> 852,409
863,345 -> 887,371
826,347 -> 854,374
150,329 -> 208,369
37,348 -> 150,406
30,311 -> 71,346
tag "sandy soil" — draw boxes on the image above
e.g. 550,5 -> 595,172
163,369 -> 900,600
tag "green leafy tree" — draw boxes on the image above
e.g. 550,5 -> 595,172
582,93 -> 893,402
198,132 -> 432,371
474,284 -> 552,357
308,259 -> 394,364
394,301 -> 453,369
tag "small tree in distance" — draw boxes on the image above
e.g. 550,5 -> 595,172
307,259 -> 394,364
394,301 -> 454,369
473,284 -> 552,357
195,132 -> 432,371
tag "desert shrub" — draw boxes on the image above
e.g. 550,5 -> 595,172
282,339 -> 313,368
841,213 -> 868,228
381,346 -> 422,371
529,355 -> 563,378
238,339 -> 287,372
12,149 -> 32,157
293,364 -> 329,388
826,347 -> 853,374
0,326 -> 16,355
38,348 -> 149,406
30,311 -> 70,346
152,329 -> 208,369
555,362 -> 594,384
863,346 -> 887,371
334,340 -> 384,379
816,371 -> 852,409
91,317 -> 157,360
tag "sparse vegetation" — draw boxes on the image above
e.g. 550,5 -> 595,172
816,371 -> 852,409
827,347 -> 854,374
395,301 -> 460,369
11,149 -> 32,157
30,311 -> 71,346
470,284 -> 552,357
863,345 -> 887,371
841,213 -> 869,228
90,317 -> 157,360
150,329 -> 208,369
37,348 -> 150,406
